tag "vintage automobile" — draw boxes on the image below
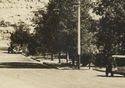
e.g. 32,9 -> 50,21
106,55 -> 125,77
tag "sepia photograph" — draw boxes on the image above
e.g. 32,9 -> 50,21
0,0 -> 125,88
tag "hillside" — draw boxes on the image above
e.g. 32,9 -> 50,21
0,0 -> 48,40
0,0 -> 48,24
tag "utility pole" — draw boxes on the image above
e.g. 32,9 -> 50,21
77,0 -> 81,69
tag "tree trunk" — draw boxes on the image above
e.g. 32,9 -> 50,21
51,53 -> 54,61
43,53 -> 46,59
58,52 -> 61,63
70,53 -> 75,65
66,52 -> 69,63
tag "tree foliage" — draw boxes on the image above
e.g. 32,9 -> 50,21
10,22 -> 31,45
33,0 -> 97,64
94,0 -> 125,56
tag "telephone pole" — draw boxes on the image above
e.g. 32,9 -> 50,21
77,0 -> 81,69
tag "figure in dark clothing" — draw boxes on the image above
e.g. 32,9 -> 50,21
105,56 -> 113,76
106,63 -> 112,76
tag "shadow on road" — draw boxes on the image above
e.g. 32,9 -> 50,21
97,75 -> 125,78
0,62 -> 58,69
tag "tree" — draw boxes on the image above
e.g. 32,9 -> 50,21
33,0 -> 97,65
92,0 -> 125,67
10,22 -> 31,55
10,22 -> 30,45
33,0 -> 77,61
94,0 -> 125,56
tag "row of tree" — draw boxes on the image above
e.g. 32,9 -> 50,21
10,0 -> 125,66
31,0 -> 97,64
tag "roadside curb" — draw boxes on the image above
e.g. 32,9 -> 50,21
93,68 -> 105,72
26,56 -> 42,63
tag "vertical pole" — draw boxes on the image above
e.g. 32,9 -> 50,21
78,0 -> 81,69
66,52 -> 69,63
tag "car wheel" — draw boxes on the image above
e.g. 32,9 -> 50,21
106,72 -> 109,77
111,72 -> 114,77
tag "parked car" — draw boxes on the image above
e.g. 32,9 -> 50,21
106,55 -> 125,77
8,44 -> 22,54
